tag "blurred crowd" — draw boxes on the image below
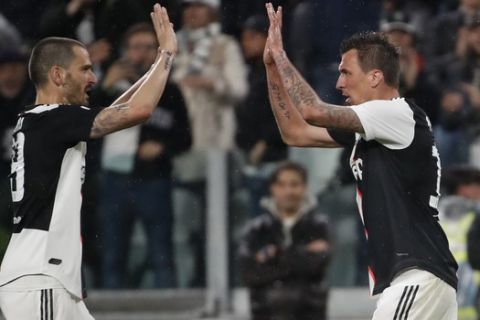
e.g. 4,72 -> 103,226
2,0 -> 480,318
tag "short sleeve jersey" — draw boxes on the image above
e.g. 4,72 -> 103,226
0,104 -> 101,299
328,98 -> 458,295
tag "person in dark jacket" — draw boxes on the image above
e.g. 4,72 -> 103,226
236,15 -> 288,217
94,23 -> 191,289
238,162 -> 330,320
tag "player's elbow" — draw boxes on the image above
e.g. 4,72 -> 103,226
281,131 -> 306,147
132,105 -> 153,123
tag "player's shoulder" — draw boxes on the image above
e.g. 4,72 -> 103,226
22,104 -> 92,116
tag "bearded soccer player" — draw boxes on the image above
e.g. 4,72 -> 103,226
263,3 -> 458,320
0,4 -> 176,319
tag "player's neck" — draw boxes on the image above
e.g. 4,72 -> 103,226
370,87 -> 400,102
35,89 -> 69,105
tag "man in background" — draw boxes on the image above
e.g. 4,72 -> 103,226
238,162 -> 330,320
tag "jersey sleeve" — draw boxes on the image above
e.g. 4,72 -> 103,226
326,128 -> 356,147
350,99 -> 415,149
49,105 -> 102,144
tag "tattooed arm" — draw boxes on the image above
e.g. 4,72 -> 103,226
273,52 -> 364,132
266,63 -> 340,148
263,3 -> 340,147
265,3 -> 364,133
90,4 -> 176,139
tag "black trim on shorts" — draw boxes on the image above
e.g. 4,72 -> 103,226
40,289 -> 53,320
393,285 -> 420,320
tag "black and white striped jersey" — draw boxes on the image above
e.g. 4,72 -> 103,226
328,98 -> 458,296
0,104 -> 100,299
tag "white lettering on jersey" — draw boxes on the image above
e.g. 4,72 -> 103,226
11,131 -> 25,202
352,158 -> 363,181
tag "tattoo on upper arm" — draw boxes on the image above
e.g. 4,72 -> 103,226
268,80 -> 290,119
275,53 -> 364,133
324,106 -> 364,132
90,103 -> 131,138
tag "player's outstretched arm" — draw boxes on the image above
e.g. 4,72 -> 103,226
264,4 -> 339,148
90,4 -> 176,139
266,4 -> 364,134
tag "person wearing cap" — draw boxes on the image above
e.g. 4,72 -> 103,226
381,11 -> 440,127
427,0 -> 480,63
171,0 -> 247,286
0,49 -> 35,255
236,15 -> 288,217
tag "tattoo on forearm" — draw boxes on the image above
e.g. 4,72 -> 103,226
163,51 -> 174,70
90,103 -> 130,138
276,53 -> 317,113
269,81 -> 290,119
274,53 -> 364,132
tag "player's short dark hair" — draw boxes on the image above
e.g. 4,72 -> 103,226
29,37 -> 86,88
122,22 -> 157,48
340,31 -> 400,88
269,162 -> 308,186
442,165 -> 480,195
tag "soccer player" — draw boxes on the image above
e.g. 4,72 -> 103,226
0,4 -> 176,319
264,3 -> 458,320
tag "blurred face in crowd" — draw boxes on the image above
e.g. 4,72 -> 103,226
62,46 -> 97,105
467,26 -> 480,55
462,0 -> 480,10
270,169 -> 307,214
458,183 -> 480,200
336,49 -> 375,105
241,29 -> 267,60
0,62 -> 27,99
182,3 -> 214,29
125,31 -> 158,71
385,30 -> 414,50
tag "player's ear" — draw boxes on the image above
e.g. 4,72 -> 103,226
369,69 -> 383,88
50,66 -> 66,88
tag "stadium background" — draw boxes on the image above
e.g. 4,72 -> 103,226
0,0 -> 478,319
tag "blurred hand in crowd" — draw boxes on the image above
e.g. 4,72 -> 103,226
255,244 -> 278,264
179,75 -> 214,91
441,91 -> 465,113
66,0 -> 96,16
101,61 -> 138,90
249,140 -> 267,166
137,140 -> 165,161
88,38 -> 112,65
306,240 -> 329,253
462,83 -> 480,109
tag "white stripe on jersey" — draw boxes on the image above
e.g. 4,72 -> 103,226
24,104 -> 60,114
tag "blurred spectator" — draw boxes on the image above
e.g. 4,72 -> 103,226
440,166 -> 480,320
428,16 -> 480,167
39,0 -> 146,66
236,15 -> 287,217
0,0 -> 48,44
427,0 -> 480,63
0,14 -> 23,50
238,162 -> 330,320
95,23 -> 191,288
171,0 -> 247,287
381,11 -> 440,125
0,49 -> 34,258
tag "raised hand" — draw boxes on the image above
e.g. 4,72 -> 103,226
150,3 -> 177,53
264,3 -> 284,65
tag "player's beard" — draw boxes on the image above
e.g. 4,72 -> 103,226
63,73 -> 89,106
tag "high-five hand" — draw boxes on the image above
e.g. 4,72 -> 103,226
264,3 -> 284,65
150,3 -> 177,53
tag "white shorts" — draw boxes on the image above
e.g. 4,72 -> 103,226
0,275 -> 94,320
372,269 -> 458,320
